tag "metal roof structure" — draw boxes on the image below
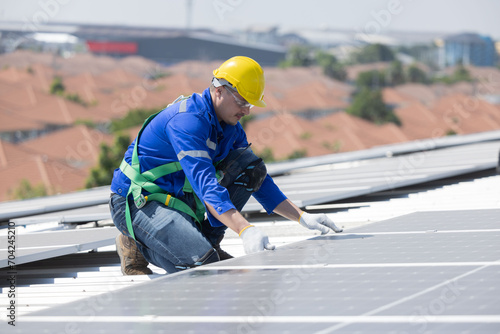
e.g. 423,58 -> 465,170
1,131 -> 499,222
0,227 -> 118,268
12,208 -> 500,333
1,133 -> 500,332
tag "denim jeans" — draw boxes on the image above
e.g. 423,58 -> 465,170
109,148 -> 263,273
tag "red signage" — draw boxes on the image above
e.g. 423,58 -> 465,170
86,41 -> 138,54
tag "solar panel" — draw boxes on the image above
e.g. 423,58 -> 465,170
2,138 -> 498,223
0,227 -> 118,268
244,140 -> 500,211
0,186 -> 111,221
267,129 -> 500,175
16,208 -> 500,333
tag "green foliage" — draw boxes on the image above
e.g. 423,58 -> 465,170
147,70 -> 171,80
356,70 -> 388,89
434,65 -> 473,85
357,61 -> 429,88
316,51 -> 347,81
50,76 -> 65,95
350,43 -> 395,64
287,149 -> 307,160
407,64 -> 428,83
347,88 -> 401,126
65,93 -> 88,107
258,147 -> 275,163
239,114 -> 255,130
322,140 -> 342,152
386,61 -> 405,86
110,108 -> 159,133
49,76 -> 92,107
452,65 -> 473,82
280,45 -> 313,68
26,66 -> 34,75
74,119 -> 98,128
85,134 -> 131,188
300,132 -> 312,140
446,129 -> 457,136
8,179 -> 48,200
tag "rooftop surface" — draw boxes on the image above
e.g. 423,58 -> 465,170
1,134 -> 499,333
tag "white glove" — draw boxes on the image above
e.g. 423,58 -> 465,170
299,212 -> 343,235
239,225 -> 275,254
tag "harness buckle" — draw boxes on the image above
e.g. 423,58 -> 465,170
134,194 -> 147,209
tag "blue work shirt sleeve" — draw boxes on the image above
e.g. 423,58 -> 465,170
231,123 -> 288,214
166,112 -> 236,223
252,174 -> 288,214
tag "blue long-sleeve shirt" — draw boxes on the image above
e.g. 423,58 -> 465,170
110,88 -> 287,227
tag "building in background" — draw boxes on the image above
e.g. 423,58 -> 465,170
0,23 -> 286,66
438,32 -> 497,68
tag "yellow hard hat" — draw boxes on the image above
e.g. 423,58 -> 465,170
213,56 -> 266,108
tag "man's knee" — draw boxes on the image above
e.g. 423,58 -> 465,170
237,158 -> 266,192
218,148 -> 267,192
174,248 -> 220,271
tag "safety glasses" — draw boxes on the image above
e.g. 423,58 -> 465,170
213,77 -> 254,109
225,86 -> 254,109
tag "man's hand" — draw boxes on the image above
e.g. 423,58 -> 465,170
239,225 -> 275,254
299,212 -> 343,234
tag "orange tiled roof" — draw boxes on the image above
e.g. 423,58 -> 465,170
19,125 -> 114,170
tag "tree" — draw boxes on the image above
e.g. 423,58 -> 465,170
287,149 -> 307,160
316,51 -> 347,81
433,64 -> 473,84
8,179 -> 48,200
407,64 -> 428,83
347,88 -> 401,125
280,45 -> 313,68
452,64 -> 473,82
50,76 -> 65,95
351,43 -> 395,64
356,70 -> 387,89
386,61 -> 405,86
258,147 -> 275,163
110,108 -> 159,133
85,134 -> 131,188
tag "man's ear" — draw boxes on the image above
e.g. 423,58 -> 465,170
216,86 -> 223,97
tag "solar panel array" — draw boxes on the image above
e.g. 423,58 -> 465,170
0,140 -> 498,273
1,135 -> 499,332
1,137 -> 498,222
244,140 -> 500,211
15,208 -> 500,333
0,227 -> 118,268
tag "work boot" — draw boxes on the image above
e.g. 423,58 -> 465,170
214,234 -> 233,260
115,233 -> 153,275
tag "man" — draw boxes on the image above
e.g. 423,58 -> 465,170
109,56 -> 342,275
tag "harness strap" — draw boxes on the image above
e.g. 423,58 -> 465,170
120,95 -> 205,240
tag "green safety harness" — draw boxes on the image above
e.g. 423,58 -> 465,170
119,97 -> 205,240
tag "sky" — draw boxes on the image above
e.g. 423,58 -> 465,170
1,0 -> 500,39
